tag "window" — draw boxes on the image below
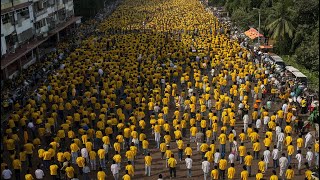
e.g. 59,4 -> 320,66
35,19 -> 46,29
1,13 -> 14,24
16,7 -> 30,19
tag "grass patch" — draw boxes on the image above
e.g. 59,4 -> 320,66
282,55 -> 319,91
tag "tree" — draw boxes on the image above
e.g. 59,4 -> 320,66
265,0 -> 295,40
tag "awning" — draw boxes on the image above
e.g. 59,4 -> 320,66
244,28 -> 264,40
259,45 -> 273,49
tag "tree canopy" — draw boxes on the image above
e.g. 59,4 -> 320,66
210,0 -> 319,74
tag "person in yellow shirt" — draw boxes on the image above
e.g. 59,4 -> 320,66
24,141 -> 35,167
144,153 -> 152,176
185,143 -> 193,157
160,140 -> 167,159
256,170 -> 264,180
89,150 -> 97,171
315,138 -> 319,168
218,130 -> 227,156
264,135 -> 272,148
113,151 -> 122,169
211,165 -> 219,180
12,156 -> 21,180
168,154 -> 177,178
219,156 -> 227,179
253,139 -> 261,160
142,139 -> 149,155
125,148 -> 134,165
125,161 -> 134,177
97,167 -> 106,180
244,152 -> 253,176
227,163 -> 235,179
305,167 -> 312,180
296,134 -> 304,151
70,140 -> 80,164
200,141 -> 209,159
258,157 -> 266,173
49,163 -> 58,179
122,170 -> 131,180
65,164 -> 75,179
285,165 -> 294,180
190,125 -> 198,142
97,147 -> 106,169
25,170 -> 34,180
287,142 -> 294,165
76,156 -> 85,175
176,138 -> 184,161
270,170 -> 279,180
240,165 -> 249,180
239,143 -> 246,164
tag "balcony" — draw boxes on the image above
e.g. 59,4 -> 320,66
35,9 -> 47,17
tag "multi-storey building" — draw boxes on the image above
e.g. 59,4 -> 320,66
1,0 -> 81,79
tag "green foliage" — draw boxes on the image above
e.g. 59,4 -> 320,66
220,0 -> 319,88
294,22 -> 319,72
265,0 -> 295,40
231,8 -> 254,29
308,108 -> 319,127
208,0 -> 225,7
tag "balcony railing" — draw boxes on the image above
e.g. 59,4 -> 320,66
35,9 -> 47,17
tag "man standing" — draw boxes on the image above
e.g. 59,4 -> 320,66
111,160 -> 120,180
277,129 -> 285,152
279,153 -> 288,180
154,122 -> 161,149
306,146 -> 314,167
196,130 -> 204,151
218,156 -> 227,179
202,157 -> 210,180
1,166 -> 12,180
34,165 -> 45,179
185,155 -> 193,178
305,132 -> 313,148
244,152 -> 253,177
272,145 -> 279,169
168,154 -> 177,179
263,147 -> 271,171
144,153 -> 152,176
295,150 -> 303,174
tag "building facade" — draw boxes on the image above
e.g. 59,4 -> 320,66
1,0 -> 81,79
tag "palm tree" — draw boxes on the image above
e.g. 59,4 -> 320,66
266,0 -> 295,40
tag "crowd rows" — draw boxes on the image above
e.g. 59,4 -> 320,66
1,0 -> 318,180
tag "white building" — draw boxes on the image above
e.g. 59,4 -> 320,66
1,0 -> 81,79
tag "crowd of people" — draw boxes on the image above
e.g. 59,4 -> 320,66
1,0 -> 319,179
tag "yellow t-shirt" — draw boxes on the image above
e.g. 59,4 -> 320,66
25,174 -> 34,180
168,157 -> 177,167
122,174 -> 131,180
211,169 -> 219,179
97,171 -> 106,180
50,164 -> 59,175
241,170 -> 249,180
227,167 -> 235,179
285,169 -> 294,179
145,155 -> 152,166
